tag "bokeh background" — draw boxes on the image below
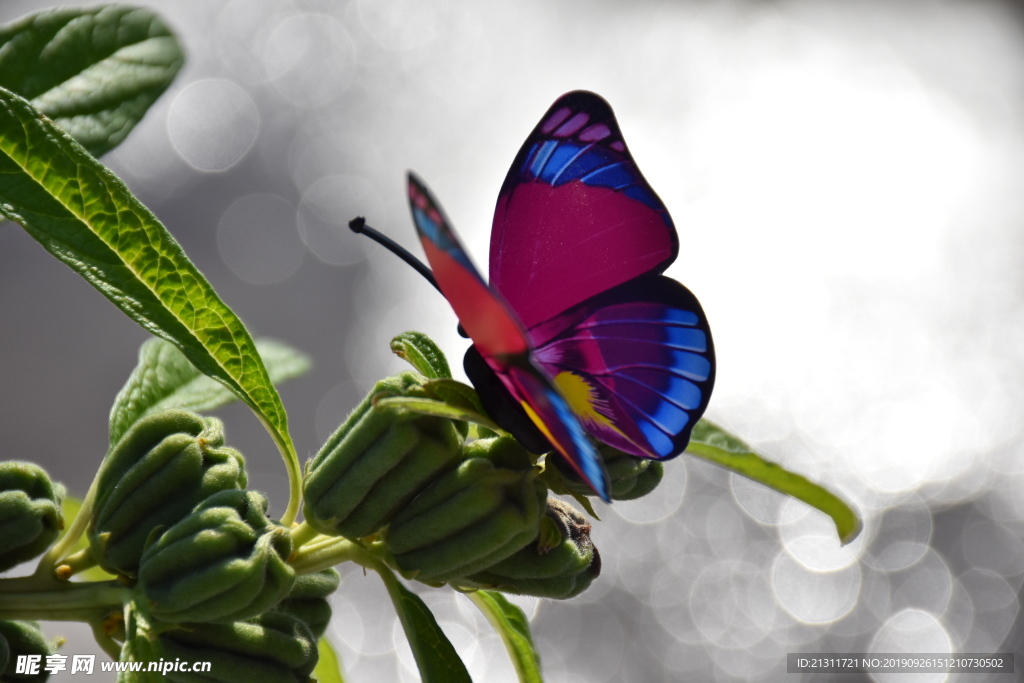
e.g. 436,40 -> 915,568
2,0 -> 1023,680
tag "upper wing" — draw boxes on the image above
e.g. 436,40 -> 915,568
407,173 -> 611,500
530,275 -> 715,460
490,90 -> 678,329
408,172 -> 526,359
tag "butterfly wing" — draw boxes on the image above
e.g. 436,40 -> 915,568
407,173 -> 611,500
490,90 -> 679,329
529,275 -> 715,460
490,91 -> 715,460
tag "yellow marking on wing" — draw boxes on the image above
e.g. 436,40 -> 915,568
520,401 -> 560,449
553,371 -> 625,437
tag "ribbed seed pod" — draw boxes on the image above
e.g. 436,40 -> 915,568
137,491 -> 294,625
553,443 -> 664,500
121,604 -> 316,683
384,436 -> 547,583
272,568 -> 339,640
0,462 -> 63,572
456,498 -> 601,599
303,372 -> 462,540
89,409 -> 246,577
0,621 -> 52,682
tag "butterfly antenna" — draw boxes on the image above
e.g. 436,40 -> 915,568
349,217 -> 441,294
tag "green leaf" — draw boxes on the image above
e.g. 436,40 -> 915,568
468,590 -> 542,683
0,5 -> 184,157
686,420 -> 862,545
422,379 -> 486,416
374,396 -> 502,433
109,337 -> 311,447
391,331 -> 452,379
313,637 -> 346,683
0,88 -> 302,524
385,576 -> 472,683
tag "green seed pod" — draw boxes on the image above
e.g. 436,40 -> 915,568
89,409 -> 247,577
303,372 -> 463,540
137,490 -> 294,625
0,462 -> 64,572
273,568 -> 339,640
553,443 -> 664,500
122,604 -> 316,683
0,621 -> 52,682
384,437 -> 547,583
456,498 -> 601,599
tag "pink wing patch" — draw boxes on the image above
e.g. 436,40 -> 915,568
490,91 -> 678,329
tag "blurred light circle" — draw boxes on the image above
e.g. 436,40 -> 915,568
215,0 -> 296,85
299,176 -> 384,265
603,515 -> 662,598
704,497 -> 748,559
288,123 -> 381,194
690,561 -> 775,648
655,642 -> 713,681
958,568 -> 1018,651
167,79 -> 258,171
711,641 -> 786,679
961,519 -> 1024,575
654,512 -> 707,571
941,582 -> 974,649
611,457 -> 687,524
771,550 -> 861,623
344,653 -> 400,682
462,635 -> 519,683
889,548 -> 953,616
564,603 -> 625,683
357,0 -> 448,50
769,613 -> 831,647
326,593 -> 363,650
529,599 -> 583,666
263,14 -> 356,107
329,572 -> 399,655
730,471 -> 806,525
650,563 -> 709,645
217,194 -> 303,285
828,567 -> 892,637
869,610 -> 951,683
863,500 -> 933,571
779,497 -> 864,571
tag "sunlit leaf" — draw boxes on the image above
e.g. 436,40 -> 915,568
384,574 -> 471,683
687,420 -> 862,544
109,337 -> 310,447
313,637 -> 346,683
468,590 -> 542,683
0,88 -> 302,523
0,5 -> 184,157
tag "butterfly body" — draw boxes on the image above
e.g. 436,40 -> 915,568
408,91 -> 715,501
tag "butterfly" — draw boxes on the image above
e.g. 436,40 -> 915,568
406,91 -> 715,502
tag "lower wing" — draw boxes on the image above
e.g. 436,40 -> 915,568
529,274 -> 715,460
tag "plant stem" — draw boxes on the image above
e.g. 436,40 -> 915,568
56,547 -> 99,579
36,467 -> 104,577
90,620 -> 123,660
289,521 -> 320,550
289,537 -> 365,575
263,416 -> 302,527
0,580 -> 128,621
